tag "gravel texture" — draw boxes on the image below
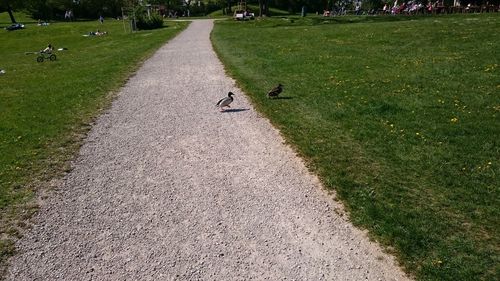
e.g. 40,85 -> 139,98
7,20 -> 411,281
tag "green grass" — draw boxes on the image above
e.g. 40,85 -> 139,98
212,14 -> 499,281
0,12 -> 37,25
0,12 -> 187,273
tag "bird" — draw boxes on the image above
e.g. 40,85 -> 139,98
216,92 -> 235,111
267,84 -> 283,98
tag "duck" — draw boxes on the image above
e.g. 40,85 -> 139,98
216,92 -> 234,111
267,84 -> 283,98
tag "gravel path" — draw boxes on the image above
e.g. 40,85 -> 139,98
7,20 -> 411,281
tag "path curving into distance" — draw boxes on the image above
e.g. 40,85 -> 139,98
7,20 -> 411,281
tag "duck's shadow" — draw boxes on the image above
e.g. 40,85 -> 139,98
222,108 -> 249,113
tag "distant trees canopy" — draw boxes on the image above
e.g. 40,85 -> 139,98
0,0 -> 223,21
1,0 -> 499,22
0,0 -> 151,22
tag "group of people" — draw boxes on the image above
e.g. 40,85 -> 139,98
382,0 -> 426,15
37,19 -> 49,26
325,0 -> 498,16
88,29 -> 107,36
64,10 -> 74,21
384,0 -> 476,15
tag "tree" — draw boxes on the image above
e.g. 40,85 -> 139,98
6,4 -> 16,23
0,0 -> 20,23
24,0 -> 55,21
258,0 -> 269,16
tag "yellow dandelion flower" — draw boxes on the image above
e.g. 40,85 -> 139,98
450,117 -> 459,123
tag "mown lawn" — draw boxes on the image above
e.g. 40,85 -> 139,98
0,13 -> 187,272
212,14 -> 499,281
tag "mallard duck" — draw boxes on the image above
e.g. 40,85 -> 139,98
267,84 -> 283,98
216,92 -> 234,111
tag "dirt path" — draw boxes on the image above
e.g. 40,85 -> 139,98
7,20 -> 411,281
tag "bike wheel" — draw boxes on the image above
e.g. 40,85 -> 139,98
37,56 -> 44,63
49,54 -> 56,61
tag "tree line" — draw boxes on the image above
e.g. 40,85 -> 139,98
1,0 -> 498,23
0,0 -> 219,22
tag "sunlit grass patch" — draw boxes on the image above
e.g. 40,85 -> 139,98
212,13 -> 499,281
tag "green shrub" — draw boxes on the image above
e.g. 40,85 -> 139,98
136,13 -> 164,30
133,6 -> 164,30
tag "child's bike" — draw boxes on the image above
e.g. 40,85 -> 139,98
25,51 -> 57,62
36,51 -> 57,63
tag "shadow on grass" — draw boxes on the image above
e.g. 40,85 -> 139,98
246,14 -> 458,28
269,96 -> 293,100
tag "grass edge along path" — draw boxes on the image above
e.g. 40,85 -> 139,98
0,16 -> 188,278
211,14 -> 499,281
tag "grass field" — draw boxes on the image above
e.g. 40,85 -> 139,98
0,13 -> 187,272
212,14 -> 499,281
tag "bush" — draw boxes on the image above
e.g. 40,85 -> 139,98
136,12 -> 164,30
132,6 -> 164,30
